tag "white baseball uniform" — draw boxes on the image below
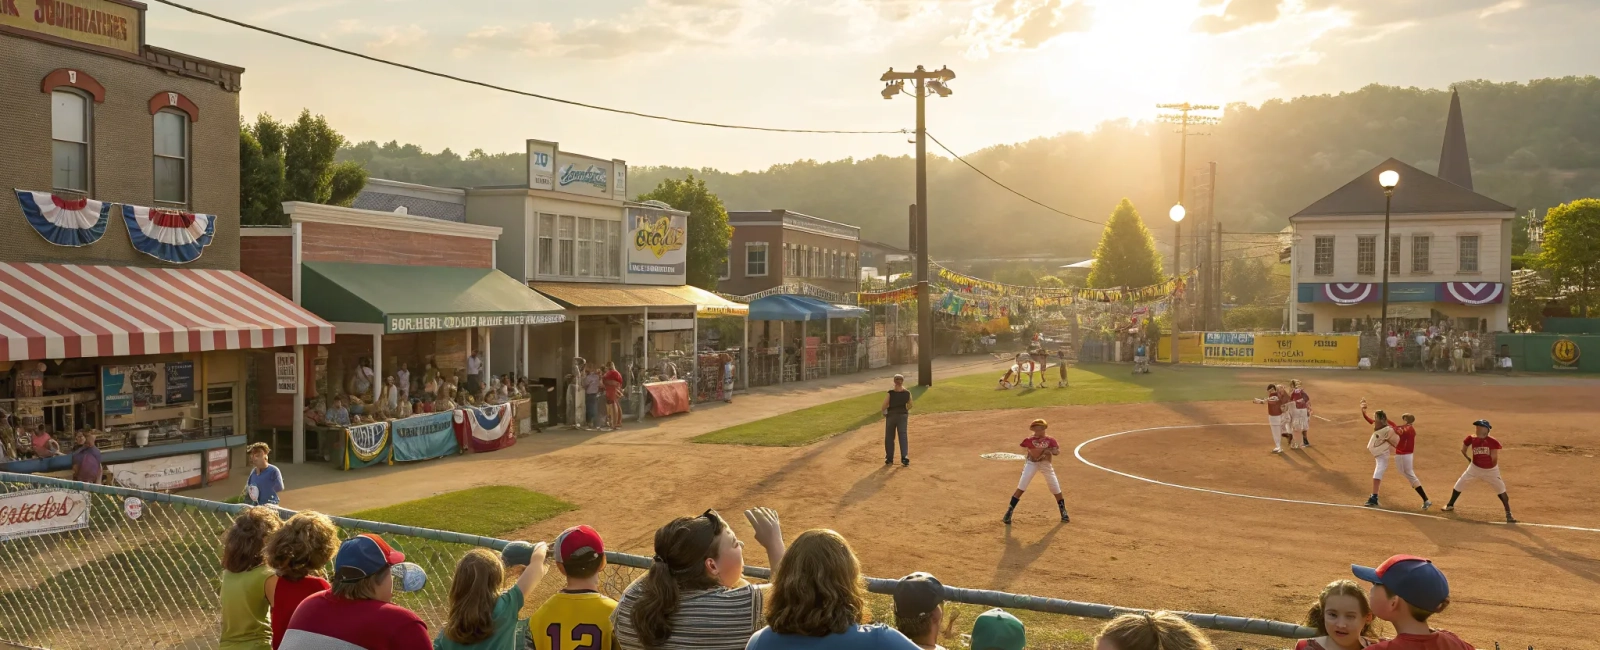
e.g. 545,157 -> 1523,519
1454,435 -> 1507,493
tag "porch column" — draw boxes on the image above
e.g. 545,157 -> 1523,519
741,317 -> 750,391
482,327 -> 492,383
640,308 -> 650,421
371,334 -> 382,402
518,324 -> 529,378
691,311 -> 699,404
292,345 -> 306,464
778,320 -> 785,385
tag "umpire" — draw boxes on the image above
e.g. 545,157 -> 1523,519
882,374 -> 913,466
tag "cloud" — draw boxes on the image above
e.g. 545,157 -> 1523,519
960,0 -> 1093,57
1192,0 -> 1282,34
452,0 -> 755,60
330,20 -> 427,50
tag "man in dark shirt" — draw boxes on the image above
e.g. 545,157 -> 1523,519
71,431 -> 101,484
881,374 -> 914,467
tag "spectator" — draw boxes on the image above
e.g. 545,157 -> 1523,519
604,361 -> 625,431
264,511 -> 339,650
613,507 -> 786,650
467,351 -> 484,396
970,609 -> 1026,650
31,425 -> 60,458
881,374 -> 912,466
1352,555 -> 1473,650
244,442 -> 285,507
397,362 -> 412,399
529,526 -> 617,650
1093,611 -> 1213,650
221,506 -> 283,650
281,534 -> 431,650
583,364 -> 602,430
326,397 -> 351,427
747,529 -> 920,649
436,542 -> 549,650
1297,580 -> 1377,650
892,572 -> 948,650
70,431 -> 101,484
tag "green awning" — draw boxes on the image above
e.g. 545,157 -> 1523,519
301,261 -> 567,334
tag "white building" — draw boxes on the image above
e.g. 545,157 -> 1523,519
1288,91 -> 1515,333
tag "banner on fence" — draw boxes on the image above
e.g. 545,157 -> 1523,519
391,412 -> 460,462
343,421 -> 392,470
109,454 -> 203,491
207,448 -> 230,482
1197,332 -> 1359,367
454,404 -> 516,453
0,488 -> 91,541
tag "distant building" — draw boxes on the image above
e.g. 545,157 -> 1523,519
722,209 -> 861,297
352,178 -> 466,222
859,239 -> 912,280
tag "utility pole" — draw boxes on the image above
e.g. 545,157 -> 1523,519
1157,102 -> 1218,364
883,65 -> 955,386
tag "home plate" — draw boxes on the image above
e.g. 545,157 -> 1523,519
981,452 -> 1028,461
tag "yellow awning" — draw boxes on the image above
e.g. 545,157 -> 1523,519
657,285 -> 749,317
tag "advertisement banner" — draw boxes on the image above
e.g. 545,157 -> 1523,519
527,140 -> 556,191
109,454 -> 203,491
342,422 -> 392,470
626,205 -> 688,284
1202,332 -> 1257,366
275,352 -> 298,394
1196,332 -> 1359,368
390,411 -> 460,462
1,0 -> 141,55
0,488 -> 91,542
554,152 -> 613,199
206,448 -> 230,482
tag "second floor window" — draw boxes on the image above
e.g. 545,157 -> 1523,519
1459,235 -> 1480,272
1412,236 -> 1430,272
1357,236 -> 1376,276
558,216 -> 575,276
153,110 -> 187,204
577,217 -> 593,277
606,220 -> 622,278
1313,236 -> 1334,275
537,214 -> 555,275
52,90 -> 89,193
747,243 -> 768,277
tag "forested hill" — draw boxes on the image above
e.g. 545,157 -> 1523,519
340,77 -> 1600,258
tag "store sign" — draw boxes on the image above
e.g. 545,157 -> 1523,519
527,140 -> 556,190
206,448 -> 230,482
1552,337 -> 1580,370
275,352 -> 298,394
524,140 -> 627,201
626,205 -> 688,284
386,312 -> 566,334
0,488 -> 91,541
102,361 -> 195,418
1,0 -> 141,55
109,454 -> 203,491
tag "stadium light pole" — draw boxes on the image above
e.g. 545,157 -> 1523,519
882,64 -> 955,386
1378,169 -> 1399,369
1169,203 -> 1186,365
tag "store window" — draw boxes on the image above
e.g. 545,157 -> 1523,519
538,214 -> 555,275
1356,236 -> 1375,276
559,215 -> 575,276
1314,236 -> 1334,276
747,242 -> 769,277
1411,235 -> 1430,273
607,220 -> 622,278
577,217 -> 593,277
153,110 -> 188,205
1459,235 -> 1479,272
52,90 -> 90,193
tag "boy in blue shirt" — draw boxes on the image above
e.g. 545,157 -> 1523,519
243,442 -> 284,506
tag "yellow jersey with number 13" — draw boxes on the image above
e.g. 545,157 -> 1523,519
530,590 -> 618,650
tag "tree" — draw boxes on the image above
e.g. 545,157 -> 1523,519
1086,199 -> 1163,289
635,174 -> 733,290
1223,257 -> 1273,304
1538,198 -> 1600,317
239,110 -> 367,226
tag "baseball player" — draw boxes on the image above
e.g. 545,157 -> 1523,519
1288,379 -> 1312,448
1253,383 -> 1293,453
1444,419 -> 1515,523
1003,418 -> 1069,524
1361,403 -> 1397,508
1362,403 -> 1432,510
1055,346 -> 1070,388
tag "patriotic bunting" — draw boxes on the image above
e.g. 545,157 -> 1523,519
14,190 -> 110,247
121,204 -> 216,264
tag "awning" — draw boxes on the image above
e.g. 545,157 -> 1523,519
656,285 -> 749,318
828,303 -> 868,319
0,262 -> 333,361
302,261 -> 566,334
530,282 -> 694,309
748,295 -> 831,321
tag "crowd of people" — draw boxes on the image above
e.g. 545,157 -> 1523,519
214,504 -> 1478,650
302,353 -> 543,430
1380,324 -> 1506,372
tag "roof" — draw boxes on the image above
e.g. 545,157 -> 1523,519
655,285 -> 749,317
352,179 -> 468,223
0,262 -> 332,361
1438,90 -> 1473,190
1290,158 -> 1513,219
860,240 -> 913,255
747,294 -> 864,321
530,282 -> 694,309
302,262 -> 564,333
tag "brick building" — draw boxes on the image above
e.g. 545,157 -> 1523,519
721,209 -> 861,297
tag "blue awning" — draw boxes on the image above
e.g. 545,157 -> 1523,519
827,303 -> 868,318
748,294 -> 830,321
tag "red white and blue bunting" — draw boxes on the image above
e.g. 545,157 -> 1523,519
121,205 -> 216,264
1323,282 -> 1375,306
1442,282 -> 1504,305
453,403 -> 516,453
14,190 -> 109,247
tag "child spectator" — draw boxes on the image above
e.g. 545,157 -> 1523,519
1298,580 -> 1377,650
70,431 -> 101,484
529,526 -> 617,650
1352,555 -> 1474,650
436,542 -> 549,650
746,529 -> 920,649
893,572 -> 949,650
280,534 -> 432,650
1094,611 -> 1213,650
221,506 -> 282,650
970,609 -> 1026,650
264,511 -> 339,649
244,442 -> 285,507
31,426 -> 61,458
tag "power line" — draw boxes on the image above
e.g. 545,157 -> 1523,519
924,131 -> 1105,227
148,0 -> 904,135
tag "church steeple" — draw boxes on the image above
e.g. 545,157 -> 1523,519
1438,88 -> 1473,190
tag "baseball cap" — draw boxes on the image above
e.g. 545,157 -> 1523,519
1352,555 -> 1450,612
390,562 -> 428,593
501,541 -> 537,567
893,572 -> 944,618
1472,419 -> 1492,430
334,534 -> 406,583
554,525 -> 605,564
1030,418 -> 1048,428
971,608 -> 1026,650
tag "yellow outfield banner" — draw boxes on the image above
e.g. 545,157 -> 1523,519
1196,332 -> 1360,368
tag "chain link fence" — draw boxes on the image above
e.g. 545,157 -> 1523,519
1,472 -> 1326,650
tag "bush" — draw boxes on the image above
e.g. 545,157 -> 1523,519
1223,305 -> 1284,331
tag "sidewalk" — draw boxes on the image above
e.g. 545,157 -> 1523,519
193,354 -> 1004,511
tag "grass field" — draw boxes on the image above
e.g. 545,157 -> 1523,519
692,363 -> 1257,446
348,485 -> 576,537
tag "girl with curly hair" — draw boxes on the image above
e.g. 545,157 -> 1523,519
746,529 -> 919,649
263,511 -> 340,649
1296,580 -> 1378,650
221,506 -> 282,650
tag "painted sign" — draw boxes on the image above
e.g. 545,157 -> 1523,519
275,352 -> 298,394
0,488 -> 91,541
1552,337 -> 1580,370
206,448 -> 230,482
524,140 -> 628,201
102,361 -> 194,418
527,140 -> 556,191
386,312 -> 565,334
109,454 -> 203,491
626,205 -> 688,284
1,0 -> 141,55
164,361 -> 193,404
1197,332 -> 1358,367
389,411 -> 459,462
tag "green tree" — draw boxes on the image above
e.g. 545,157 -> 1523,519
1086,199 -> 1163,289
1223,257 -> 1273,304
1538,198 -> 1600,316
239,110 -> 367,225
635,174 -> 733,291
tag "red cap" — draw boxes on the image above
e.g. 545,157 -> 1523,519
554,525 -> 605,564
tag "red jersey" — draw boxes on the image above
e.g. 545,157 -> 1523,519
1290,388 -> 1309,410
1367,630 -> 1475,650
1464,435 -> 1501,469
280,591 -> 430,650
1020,435 -> 1059,461
1392,424 -> 1417,455
1265,390 -> 1284,416
271,576 -> 329,649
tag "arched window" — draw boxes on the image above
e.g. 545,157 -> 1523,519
153,109 -> 189,205
51,90 -> 90,192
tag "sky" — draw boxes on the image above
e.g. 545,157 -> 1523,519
146,0 -> 1600,171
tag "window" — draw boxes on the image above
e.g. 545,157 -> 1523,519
746,242 -> 769,277
558,215 -> 575,276
538,214 -> 555,275
153,110 -> 187,204
607,220 -> 622,278
577,217 -> 593,277
1411,236 -> 1430,273
206,384 -> 236,435
1313,236 -> 1334,275
1356,236 -> 1376,275
1459,235 -> 1479,272
1389,235 -> 1401,275
52,90 -> 89,192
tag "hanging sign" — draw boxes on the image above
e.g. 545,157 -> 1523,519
0,488 -> 91,541
108,454 -> 203,491
207,448 -> 231,482
275,352 -> 298,394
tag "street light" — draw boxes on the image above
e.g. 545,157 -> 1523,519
1169,203 -> 1186,365
1378,169 -> 1399,369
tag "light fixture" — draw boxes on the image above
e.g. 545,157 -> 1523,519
927,80 -> 952,97
1169,204 -> 1186,222
1379,169 -> 1400,190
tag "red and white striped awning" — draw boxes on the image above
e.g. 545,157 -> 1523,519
0,262 -> 334,361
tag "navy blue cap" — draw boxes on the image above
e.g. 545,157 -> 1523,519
1472,419 -> 1492,430
1352,555 -> 1450,612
